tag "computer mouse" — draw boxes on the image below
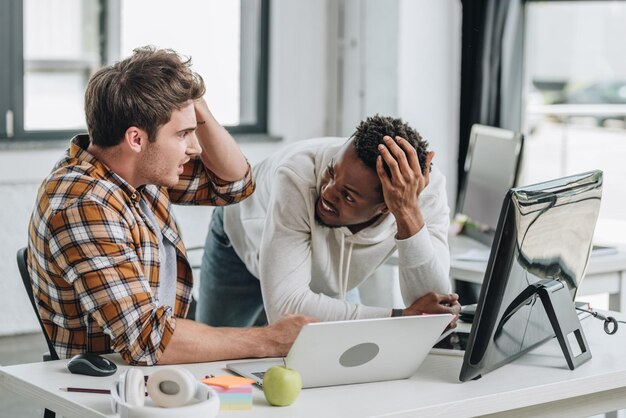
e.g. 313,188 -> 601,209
67,353 -> 117,377
459,303 -> 478,323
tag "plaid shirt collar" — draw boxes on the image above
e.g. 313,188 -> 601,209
67,134 -> 183,248
67,134 -> 139,200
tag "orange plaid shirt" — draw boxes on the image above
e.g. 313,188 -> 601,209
27,135 -> 255,365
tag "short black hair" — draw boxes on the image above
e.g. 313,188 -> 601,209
352,115 -> 429,176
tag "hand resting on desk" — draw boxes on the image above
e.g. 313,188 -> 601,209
401,292 -> 461,328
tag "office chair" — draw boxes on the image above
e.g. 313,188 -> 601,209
184,245 -> 205,321
16,247 -> 58,418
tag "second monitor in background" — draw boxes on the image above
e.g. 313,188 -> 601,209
456,124 -> 524,246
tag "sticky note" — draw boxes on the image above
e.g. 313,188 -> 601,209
203,375 -> 255,410
202,375 -> 255,389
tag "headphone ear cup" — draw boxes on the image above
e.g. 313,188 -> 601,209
121,368 -> 146,407
146,367 -> 196,408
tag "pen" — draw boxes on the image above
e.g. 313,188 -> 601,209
60,387 -> 110,395
60,387 -> 149,396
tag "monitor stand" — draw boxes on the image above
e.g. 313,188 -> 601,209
496,279 -> 592,370
536,279 -> 592,370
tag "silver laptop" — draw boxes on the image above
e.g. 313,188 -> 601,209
227,314 -> 453,388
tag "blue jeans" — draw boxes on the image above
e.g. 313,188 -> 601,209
195,207 -> 267,327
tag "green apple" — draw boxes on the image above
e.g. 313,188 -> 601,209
262,365 -> 302,406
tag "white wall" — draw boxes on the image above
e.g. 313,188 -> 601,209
335,0 -> 460,203
268,0 -> 330,142
0,149 -> 64,335
397,0 -> 461,203
337,0 -> 400,131
0,0 -> 461,336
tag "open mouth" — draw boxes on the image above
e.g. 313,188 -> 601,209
178,159 -> 189,173
317,197 -> 338,216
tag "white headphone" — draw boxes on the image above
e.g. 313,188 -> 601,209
110,367 -> 220,418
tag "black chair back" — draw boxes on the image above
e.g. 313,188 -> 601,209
16,247 -> 59,361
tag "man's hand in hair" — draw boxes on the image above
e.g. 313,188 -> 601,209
376,135 -> 435,240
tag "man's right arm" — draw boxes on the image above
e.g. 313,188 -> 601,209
157,315 -> 314,364
49,198 -> 314,365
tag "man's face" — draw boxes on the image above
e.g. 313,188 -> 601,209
138,101 -> 200,187
315,140 -> 387,231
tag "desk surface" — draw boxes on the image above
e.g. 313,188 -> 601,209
2,313 -> 626,418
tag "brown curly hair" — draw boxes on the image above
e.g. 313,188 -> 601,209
85,46 -> 206,147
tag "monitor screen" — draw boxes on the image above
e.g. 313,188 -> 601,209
456,124 -> 524,245
459,170 -> 602,382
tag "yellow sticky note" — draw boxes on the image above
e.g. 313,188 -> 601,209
202,375 -> 255,389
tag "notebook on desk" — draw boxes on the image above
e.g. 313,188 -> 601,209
227,314 -> 453,388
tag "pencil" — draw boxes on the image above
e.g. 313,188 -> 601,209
60,387 -> 148,396
60,387 -> 110,394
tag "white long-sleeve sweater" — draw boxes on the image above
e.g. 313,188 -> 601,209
223,137 -> 451,322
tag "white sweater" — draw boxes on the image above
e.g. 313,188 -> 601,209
223,137 -> 451,322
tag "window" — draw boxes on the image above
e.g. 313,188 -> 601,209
0,0 -> 268,141
23,0 -> 101,132
521,1 -> 626,244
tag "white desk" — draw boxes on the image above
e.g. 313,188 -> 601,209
447,234 -> 626,312
2,313 -> 626,418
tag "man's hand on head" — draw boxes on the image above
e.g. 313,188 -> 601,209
193,97 -> 210,125
376,136 -> 435,239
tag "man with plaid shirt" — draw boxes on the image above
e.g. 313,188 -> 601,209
27,46 -> 312,366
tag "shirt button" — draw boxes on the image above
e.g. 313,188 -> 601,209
131,193 -> 137,200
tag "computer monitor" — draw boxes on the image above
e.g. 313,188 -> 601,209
456,124 -> 524,246
459,170 -> 603,382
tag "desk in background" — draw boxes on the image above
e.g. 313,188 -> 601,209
382,234 -> 626,312
2,312 -> 626,418
448,234 -> 626,312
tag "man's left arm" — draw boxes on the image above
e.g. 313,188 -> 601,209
193,97 -> 249,181
168,98 -> 255,205
377,136 -> 452,305
394,181 -> 451,303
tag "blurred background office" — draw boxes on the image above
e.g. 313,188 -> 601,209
1,0 -> 626,415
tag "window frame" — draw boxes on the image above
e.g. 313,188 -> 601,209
0,0 -> 269,142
